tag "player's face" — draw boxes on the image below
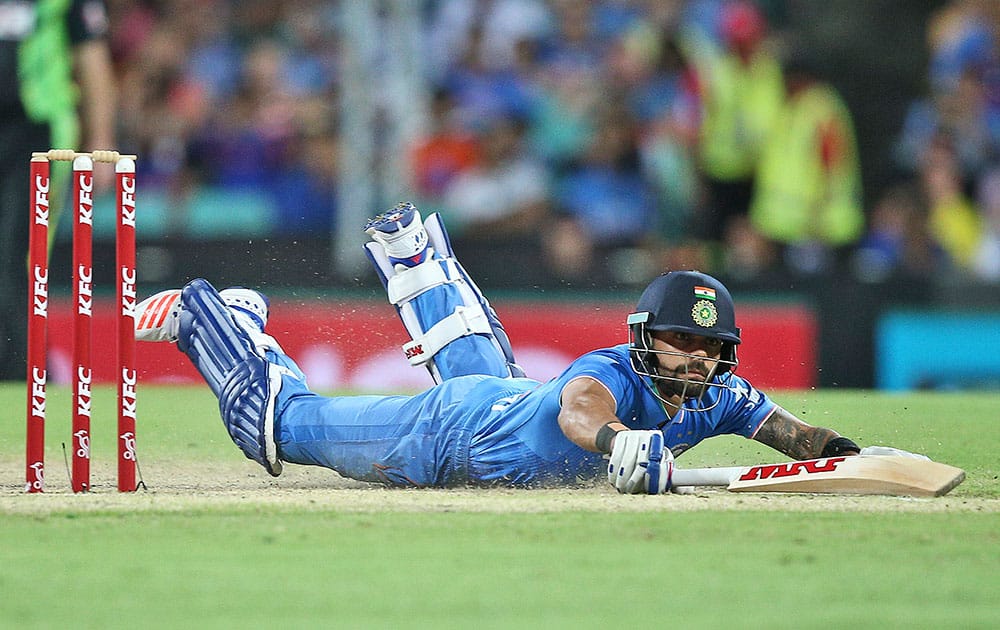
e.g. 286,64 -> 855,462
649,330 -> 724,399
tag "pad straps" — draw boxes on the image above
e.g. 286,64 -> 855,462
401,305 -> 493,366
386,257 -> 455,306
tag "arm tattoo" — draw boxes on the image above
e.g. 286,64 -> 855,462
753,407 -> 840,460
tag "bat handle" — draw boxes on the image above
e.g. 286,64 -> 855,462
671,466 -> 744,487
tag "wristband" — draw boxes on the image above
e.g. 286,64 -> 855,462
595,423 -> 621,454
821,436 -> 860,458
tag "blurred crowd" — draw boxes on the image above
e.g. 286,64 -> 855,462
882,0 -> 1000,285
101,0 -> 1000,287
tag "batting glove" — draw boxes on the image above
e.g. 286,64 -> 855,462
607,430 -> 674,494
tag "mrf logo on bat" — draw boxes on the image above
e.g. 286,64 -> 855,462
739,457 -> 847,481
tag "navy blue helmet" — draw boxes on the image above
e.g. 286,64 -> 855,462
627,271 -> 741,408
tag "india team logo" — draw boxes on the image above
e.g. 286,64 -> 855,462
691,299 -> 718,327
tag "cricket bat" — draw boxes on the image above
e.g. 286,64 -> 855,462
670,456 -> 965,497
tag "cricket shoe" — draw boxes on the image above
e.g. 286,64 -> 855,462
135,289 -> 182,342
364,202 -> 431,269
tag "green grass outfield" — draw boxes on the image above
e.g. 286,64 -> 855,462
1,384 -> 998,629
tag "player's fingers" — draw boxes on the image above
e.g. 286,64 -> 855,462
625,433 -> 654,493
608,433 -> 628,478
625,462 -> 647,493
613,433 -> 642,492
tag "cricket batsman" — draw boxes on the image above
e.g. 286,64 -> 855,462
135,203 -> 922,493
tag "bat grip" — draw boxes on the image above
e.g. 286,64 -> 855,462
671,466 -> 744,487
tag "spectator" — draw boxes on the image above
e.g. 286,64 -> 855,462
528,0 -> 607,172
893,0 -> 1000,183
926,0 -> 997,97
619,24 -> 698,128
919,132 -> 984,273
527,53 -> 601,173
542,0 -> 608,75
0,0 -> 117,380
408,88 -> 481,203
442,113 -> 549,238
547,106 -> 657,281
748,52 -> 865,275
681,0 -> 784,243
974,167 -> 1000,281
424,0 -> 552,83
268,114 -> 339,235
851,183 -> 939,283
440,23 -> 539,131
627,27 -> 702,253
640,111 -> 700,244
894,68 -> 998,184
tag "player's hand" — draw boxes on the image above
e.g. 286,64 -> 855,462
607,430 -> 674,494
860,445 -> 930,460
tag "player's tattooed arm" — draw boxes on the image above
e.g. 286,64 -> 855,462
753,406 -> 849,460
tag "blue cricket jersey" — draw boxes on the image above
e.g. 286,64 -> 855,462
274,344 -> 776,488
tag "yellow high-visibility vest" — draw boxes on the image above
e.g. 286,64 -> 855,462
750,83 -> 864,245
696,50 -> 784,181
929,196 -> 983,268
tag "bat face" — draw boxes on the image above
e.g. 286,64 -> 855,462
726,456 -> 966,497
